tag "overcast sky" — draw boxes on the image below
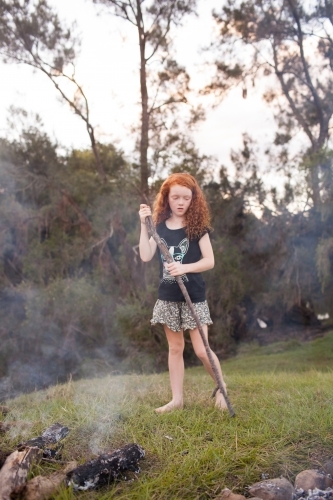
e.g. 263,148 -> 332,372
0,0 -> 277,178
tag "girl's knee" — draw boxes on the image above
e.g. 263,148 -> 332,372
168,338 -> 185,356
194,348 -> 207,362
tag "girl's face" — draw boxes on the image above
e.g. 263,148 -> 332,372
168,184 -> 192,217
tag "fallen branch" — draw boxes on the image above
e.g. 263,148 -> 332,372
11,461 -> 78,500
145,215 -> 235,417
0,447 -> 42,500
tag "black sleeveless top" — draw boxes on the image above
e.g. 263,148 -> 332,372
156,221 -> 208,303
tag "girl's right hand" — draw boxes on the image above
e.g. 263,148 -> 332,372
139,204 -> 152,224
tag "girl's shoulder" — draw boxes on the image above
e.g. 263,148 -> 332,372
195,227 -> 212,241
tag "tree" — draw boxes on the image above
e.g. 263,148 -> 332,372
0,0 -> 106,180
92,0 -> 197,196
208,0 -> 333,209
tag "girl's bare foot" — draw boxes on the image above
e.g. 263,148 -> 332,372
215,386 -> 228,411
155,401 -> 183,413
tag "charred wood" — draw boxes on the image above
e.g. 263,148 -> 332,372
11,461 -> 78,500
0,447 -> 42,500
66,443 -> 145,491
17,423 -> 69,459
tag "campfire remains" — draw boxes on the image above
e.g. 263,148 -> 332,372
0,418 -> 145,499
1,412 -> 332,499
0,422 -> 70,500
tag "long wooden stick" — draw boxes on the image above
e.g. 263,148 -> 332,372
146,216 -> 235,417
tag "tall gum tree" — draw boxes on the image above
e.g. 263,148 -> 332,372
92,0 -> 197,197
207,0 -> 333,210
0,0 -> 106,181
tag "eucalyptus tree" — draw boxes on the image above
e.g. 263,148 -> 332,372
209,0 -> 333,210
92,0 -> 197,196
0,0 -> 106,181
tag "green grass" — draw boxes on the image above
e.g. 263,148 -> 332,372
1,332 -> 333,500
226,333 -> 333,374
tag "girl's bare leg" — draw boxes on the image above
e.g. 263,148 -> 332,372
155,325 -> 185,413
189,325 -> 228,410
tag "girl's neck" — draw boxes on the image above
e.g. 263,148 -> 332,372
165,213 -> 186,229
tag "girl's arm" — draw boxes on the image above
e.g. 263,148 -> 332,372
138,204 -> 157,262
165,232 -> 214,276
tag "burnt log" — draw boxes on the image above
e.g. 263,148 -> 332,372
0,447 -> 42,500
11,461 -> 78,500
66,443 -> 145,491
17,423 -> 69,459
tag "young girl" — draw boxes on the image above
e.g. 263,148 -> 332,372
138,173 -> 227,413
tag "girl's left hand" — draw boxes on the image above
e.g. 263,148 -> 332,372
165,261 -> 186,276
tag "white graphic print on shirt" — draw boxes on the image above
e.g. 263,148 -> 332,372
161,237 -> 189,283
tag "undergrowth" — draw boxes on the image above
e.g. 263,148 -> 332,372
1,332 -> 333,499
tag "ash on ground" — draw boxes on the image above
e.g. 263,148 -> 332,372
294,488 -> 333,500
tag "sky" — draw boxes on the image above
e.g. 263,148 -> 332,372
0,0 -> 277,180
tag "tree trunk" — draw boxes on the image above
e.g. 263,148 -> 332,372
137,1 -> 150,198
310,162 -> 321,209
87,124 -> 107,183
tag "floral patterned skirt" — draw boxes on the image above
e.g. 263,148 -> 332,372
151,299 -> 213,332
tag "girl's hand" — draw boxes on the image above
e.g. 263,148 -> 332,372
139,204 -> 152,224
165,261 -> 186,276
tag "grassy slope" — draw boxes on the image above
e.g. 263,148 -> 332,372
1,332 -> 333,500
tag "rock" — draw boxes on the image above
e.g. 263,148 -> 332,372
215,488 -> 246,500
322,461 -> 333,477
294,470 -> 333,492
249,477 -> 295,500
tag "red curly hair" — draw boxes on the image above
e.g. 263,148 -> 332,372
152,173 -> 211,240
